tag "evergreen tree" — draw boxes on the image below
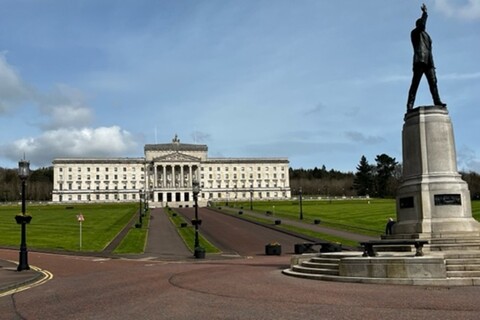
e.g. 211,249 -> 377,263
353,155 -> 374,196
374,154 -> 398,198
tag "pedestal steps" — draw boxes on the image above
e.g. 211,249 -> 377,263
292,257 -> 340,276
291,265 -> 339,276
427,238 -> 480,252
286,253 -> 358,279
283,251 -> 480,286
444,252 -> 480,278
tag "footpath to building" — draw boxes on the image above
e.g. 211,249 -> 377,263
112,208 -> 192,260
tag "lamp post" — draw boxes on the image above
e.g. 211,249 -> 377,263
249,188 -> 253,211
299,187 -> 303,220
192,180 -> 204,259
15,159 -> 32,271
138,189 -> 143,227
144,191 -> 149,215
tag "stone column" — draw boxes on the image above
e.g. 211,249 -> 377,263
153,164 -> 157,188
163,165 -> 166,188
395,106 -> 480,238
180,165 -> 184,188
189,165 -> 193,187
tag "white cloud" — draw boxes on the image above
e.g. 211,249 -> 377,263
36,84 -> 94,129
435,0 -> 480,20
345,131 -> 385,145
2,126 -> 137,167
458,145 -> 480,172
0,53 -> 33,113
39,104 -> 94,130
0,57 -> 137,167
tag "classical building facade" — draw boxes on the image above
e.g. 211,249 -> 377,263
52,136 -> 291,207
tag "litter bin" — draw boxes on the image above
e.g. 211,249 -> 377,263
265,244 -> 282,255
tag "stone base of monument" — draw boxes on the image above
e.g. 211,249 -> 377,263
283,251 -> 480,286
283,106 -> 480,286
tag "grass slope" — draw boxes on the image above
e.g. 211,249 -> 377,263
0,203 -> 137,252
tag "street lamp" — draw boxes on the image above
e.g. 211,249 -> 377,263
249,188 -> 253,211
192,180 -> 204,259
144,191 -> 149,215
138,189 -> 143,227
15,159 -> 32,271
299,187 -> 303,220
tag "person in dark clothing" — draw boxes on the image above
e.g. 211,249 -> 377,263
385,218 -> 396,235
406,3 -> 446,111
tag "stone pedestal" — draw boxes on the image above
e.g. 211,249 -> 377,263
394,106 -> 480,239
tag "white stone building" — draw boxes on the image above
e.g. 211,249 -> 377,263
52,136 -> 291,207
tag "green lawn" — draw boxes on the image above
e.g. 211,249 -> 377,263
167,208 -> 220,253
0,203 -> 137,252
228,199 -> 480,237
113,211 -> 150,254
2,200 -> 479,253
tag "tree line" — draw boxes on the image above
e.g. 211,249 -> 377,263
1,159 -> 480,201
290,154 -> 480,200
288,154 -> 402,198
0,167 -> 53,202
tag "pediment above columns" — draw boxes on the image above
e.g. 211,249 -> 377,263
153,152 -> 200,163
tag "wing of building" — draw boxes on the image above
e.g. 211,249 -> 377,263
52,135 -> 291,207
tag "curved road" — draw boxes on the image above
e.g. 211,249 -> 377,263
1,249 -> 480,319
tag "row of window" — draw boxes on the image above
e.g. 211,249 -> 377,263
203,182 -> 283,189
59,182 -> 145,190
200,173 -> 285,180
59,193 -> 141,202
59,174 -> 144,181
58,166 -> 144,173
201,166 -> 285,172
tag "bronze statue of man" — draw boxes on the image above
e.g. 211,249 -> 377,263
406,3 -> 446,110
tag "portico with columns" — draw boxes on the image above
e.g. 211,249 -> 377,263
148,152 -> 202,207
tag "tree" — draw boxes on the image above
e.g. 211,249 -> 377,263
353,155 -> 374,196
0,166 -> 54,202
461,171 -> 480,200
374,154 -> 399,198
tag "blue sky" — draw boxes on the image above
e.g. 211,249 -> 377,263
1,0 -> 479,172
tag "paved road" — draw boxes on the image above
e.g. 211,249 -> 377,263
2,249 -> 480,320
176,207 -> 305,256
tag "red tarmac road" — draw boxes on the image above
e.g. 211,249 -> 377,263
176,207 -> 303,256
1,250 -> 480,320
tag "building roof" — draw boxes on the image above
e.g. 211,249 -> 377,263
144,134 -> 208,152
52,158 -> 145,165
145,143 -> 208,152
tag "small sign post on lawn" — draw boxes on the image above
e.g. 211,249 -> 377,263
76,214 -> 85,250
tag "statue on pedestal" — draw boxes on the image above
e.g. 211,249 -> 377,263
406,4 -> 446,111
